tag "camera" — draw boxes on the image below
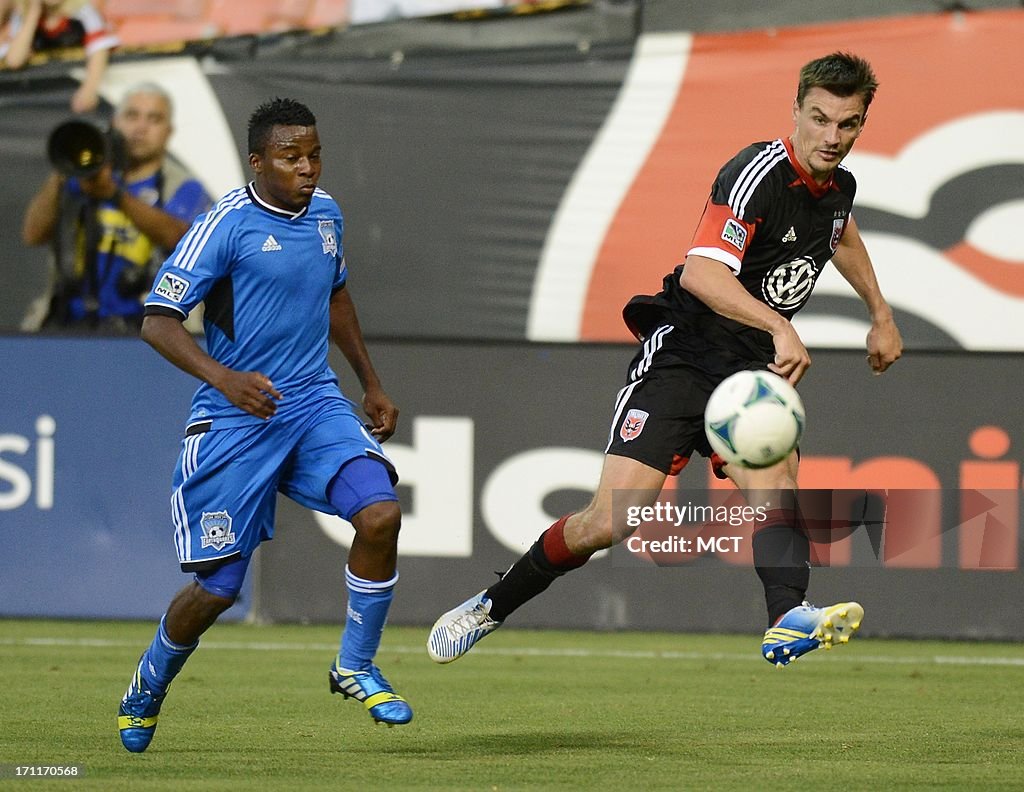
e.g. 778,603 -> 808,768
46,119 -> 127,178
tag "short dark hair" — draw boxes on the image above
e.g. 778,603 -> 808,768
797,52 -> 878,113
247,97 -> 317,155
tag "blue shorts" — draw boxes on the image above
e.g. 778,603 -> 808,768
170,394 -> 397,571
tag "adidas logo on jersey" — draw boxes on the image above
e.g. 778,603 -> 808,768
782,226 -> 797,243
262,234 -> 282,252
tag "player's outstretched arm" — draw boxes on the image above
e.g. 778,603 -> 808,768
830,215 -> 903,373
328,286 -> 398,440
141,314 -> 282,419
679,255 -> 811,384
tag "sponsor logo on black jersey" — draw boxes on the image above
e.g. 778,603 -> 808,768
762,256 -> 818,311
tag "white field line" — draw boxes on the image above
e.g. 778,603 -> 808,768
1,636 -> 1024,667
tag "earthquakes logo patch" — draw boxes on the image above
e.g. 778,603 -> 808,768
619,408 -> 649,442
200,510 -> 236,551
318,219 -> 338,256
762,257 -> 819,311
154,272 -> 190,303
721,218 -> 748,251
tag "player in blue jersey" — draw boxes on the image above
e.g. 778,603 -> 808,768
117,97 -> 411,753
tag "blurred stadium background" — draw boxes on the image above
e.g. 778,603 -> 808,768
1,0 -> 1022,639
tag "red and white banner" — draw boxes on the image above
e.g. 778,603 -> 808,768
529,10 -> 1024,350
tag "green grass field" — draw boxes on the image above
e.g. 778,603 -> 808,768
2,619 -> 1024,791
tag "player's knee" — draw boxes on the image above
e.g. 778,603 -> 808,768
351,500 -> 402,548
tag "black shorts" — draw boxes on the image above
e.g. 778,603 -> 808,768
603,324 -> 761,477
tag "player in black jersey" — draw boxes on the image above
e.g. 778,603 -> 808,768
429,52 -> 903,667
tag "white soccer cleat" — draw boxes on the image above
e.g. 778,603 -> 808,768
427,590 -> 502,664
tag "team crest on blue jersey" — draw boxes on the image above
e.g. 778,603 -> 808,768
154,272 -> 190,303
200,511 -> 236,551
318,219 -> 338,256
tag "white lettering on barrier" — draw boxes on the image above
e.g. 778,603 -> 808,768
0,416 -> 55,511
312,416 -> 475,556
312,419 -> 607,559
481,447 -> 603,555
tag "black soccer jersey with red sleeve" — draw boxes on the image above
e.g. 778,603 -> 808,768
687,136 -> 855,318
622,137 -> 857,373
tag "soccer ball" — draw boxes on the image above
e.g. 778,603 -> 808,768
704,370 -> 805,469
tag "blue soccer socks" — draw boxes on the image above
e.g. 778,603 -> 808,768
331,567 -> 411,724
143,616 -> 199,692
117,616 -> 198,753
337,566 -> 397,671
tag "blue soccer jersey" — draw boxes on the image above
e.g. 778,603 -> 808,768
145,183 -> 348,428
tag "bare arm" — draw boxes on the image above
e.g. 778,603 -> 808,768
82,165 -> 191,250
22,171 -> 63,246
679,254 -> 811,384
141,313 -> 283,420
329,285 -> 398,440
830,215 -> 903,373
4,0 -> 41,69
71,48 -> 110,114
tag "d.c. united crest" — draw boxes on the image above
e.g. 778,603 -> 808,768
619,408 -> 649,442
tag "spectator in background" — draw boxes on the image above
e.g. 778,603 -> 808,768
1,0 -> 119,113
21,82 -> 212,333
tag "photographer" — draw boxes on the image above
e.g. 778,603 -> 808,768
21,82 -> 211,332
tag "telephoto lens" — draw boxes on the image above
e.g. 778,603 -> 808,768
46,119 -> 110,177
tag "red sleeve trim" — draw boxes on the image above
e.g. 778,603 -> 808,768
686,201 -> 755,272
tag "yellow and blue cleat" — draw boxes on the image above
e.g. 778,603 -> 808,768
329,659 -> 413,726
117,659 -> 166,753
762,601 -> 864,667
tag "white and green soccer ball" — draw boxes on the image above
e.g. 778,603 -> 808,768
704,370 -> 805,469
